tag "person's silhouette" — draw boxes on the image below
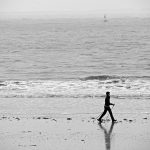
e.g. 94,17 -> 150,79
99,122 -> 115,150
98,92 -> 116,122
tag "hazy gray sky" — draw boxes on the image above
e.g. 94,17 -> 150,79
0,0 -> 150,16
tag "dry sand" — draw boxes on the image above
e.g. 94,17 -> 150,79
0,98 -> 150,150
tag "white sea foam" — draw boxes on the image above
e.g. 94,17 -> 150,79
0,77 -> 149,98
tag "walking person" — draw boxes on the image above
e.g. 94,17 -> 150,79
98,92 -> 116,123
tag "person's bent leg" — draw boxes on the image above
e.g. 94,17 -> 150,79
98,107 -> 107,121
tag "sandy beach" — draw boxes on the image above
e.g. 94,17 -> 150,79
0,97 -> 150,150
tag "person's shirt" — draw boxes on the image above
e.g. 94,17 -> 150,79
105,96 -> 111,106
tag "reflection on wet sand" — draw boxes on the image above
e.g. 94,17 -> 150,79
99,123 -> 115,150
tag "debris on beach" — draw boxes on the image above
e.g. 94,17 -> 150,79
52,119 -> 57,122
18,144 -> 27,147
129,119 -> 133,122
2,116 -> 7,119
143,117 -> 147,120
91,117 -> 95,119
43,117 -> 49,119
15,117 -> 20,121
30,145 -> 37,147
64,138 -> 67,140
37,117 -> 41,119
118,121 -> 122,123
22,131 -> 32,133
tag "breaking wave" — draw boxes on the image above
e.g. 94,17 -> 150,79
0,75 -> 150,98
82,75 -> 150,81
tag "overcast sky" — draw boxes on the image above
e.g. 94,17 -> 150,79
0,0 -> 150,17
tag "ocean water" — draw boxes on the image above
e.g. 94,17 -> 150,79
0,18 -> 150,98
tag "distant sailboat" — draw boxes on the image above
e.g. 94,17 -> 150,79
104,14 -> 107,22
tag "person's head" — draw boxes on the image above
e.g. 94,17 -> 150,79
106,91 -> 110,96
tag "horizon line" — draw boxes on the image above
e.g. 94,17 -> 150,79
0,11 -> 150,19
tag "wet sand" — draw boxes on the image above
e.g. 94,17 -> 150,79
0,98 -> 150,150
